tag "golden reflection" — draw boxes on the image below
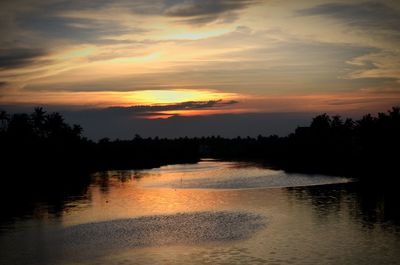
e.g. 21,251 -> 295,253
61,162 -> 294,226
64,181 -> 233,226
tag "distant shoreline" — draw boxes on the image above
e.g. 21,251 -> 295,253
1,106 -> 399,186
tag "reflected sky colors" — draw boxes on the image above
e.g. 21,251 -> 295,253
1,161 -> 400,265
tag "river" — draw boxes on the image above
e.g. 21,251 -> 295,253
1,160 -> 400,265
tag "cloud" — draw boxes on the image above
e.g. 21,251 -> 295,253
106,99 -> 239,116
17,13 -> 144,44
297,2 -> 400,32
20,30 -> 381,94
2,0 -> 258,43
0,48 -> 47,69
165,0 -> 252,17
164,0 -> 258,24
344,50 -> 400,81
296,2 -> 400,82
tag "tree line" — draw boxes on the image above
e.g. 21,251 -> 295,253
198,107 -> 400,179
1,106 -> 399,184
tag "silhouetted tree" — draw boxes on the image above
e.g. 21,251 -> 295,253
311,113 -> 331,131
31,107 -> 47,137
1,106 -> 399,184
0,109 -> 9,133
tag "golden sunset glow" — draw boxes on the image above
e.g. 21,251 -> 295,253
2,3 -> 400,265
125,89 -> 238,104
0,89 -> 238,108
1,0 -> 400,137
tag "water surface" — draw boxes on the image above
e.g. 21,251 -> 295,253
1,160 -> 400,265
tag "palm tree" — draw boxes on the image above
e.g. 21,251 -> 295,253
31,107 -> 46,137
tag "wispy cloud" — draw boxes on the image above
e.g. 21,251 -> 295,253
296,2 -> 400,83
0,0 -> 399,114
297,2 -> 400,33
345,50 -> 400,81
0,48 -> 47,69
17,16 -> 143,44
164,0 -> 258,24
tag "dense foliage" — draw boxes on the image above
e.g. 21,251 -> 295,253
0,108 -> 199,182
1,106 -> 399,183
194,107 -> 400,178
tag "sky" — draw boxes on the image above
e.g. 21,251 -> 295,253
1,0 -> 400,139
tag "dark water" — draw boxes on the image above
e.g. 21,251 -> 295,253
1,160 -> 400,265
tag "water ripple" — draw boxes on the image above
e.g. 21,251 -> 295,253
144,171 -> 352,189
61,211 -> 266,249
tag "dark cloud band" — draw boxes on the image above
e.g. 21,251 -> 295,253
0,48 -> 46,69
297,2 -> 400,32
165,0 -> 258,24
106,99 -> 239,116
